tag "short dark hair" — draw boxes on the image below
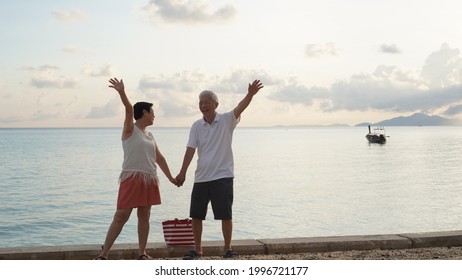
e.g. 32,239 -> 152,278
133,102 -> 153,120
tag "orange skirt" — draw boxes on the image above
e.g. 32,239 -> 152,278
117,173 -> 161,209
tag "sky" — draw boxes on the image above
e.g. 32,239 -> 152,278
2,0 -> 462,128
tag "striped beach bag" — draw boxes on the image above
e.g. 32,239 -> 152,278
162,218 -> 195,246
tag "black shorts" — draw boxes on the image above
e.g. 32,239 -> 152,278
189,177 -> 233,220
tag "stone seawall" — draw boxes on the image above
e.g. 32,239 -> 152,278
1,230 -> 461,260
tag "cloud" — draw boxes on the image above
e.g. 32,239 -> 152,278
269,69 -> 462,113
421,43 -> 462,88
22,65 -> 59,72
81,63 -> 115,77
32,110 -> 62,121
30,74 -> 80,89
25,65 -> 81,89
139,74 -> 178,91
62,46 -> 93,55
141,0 -> 237,24
52,9 -> 87,22
0,115 -> 27,123
379,44 -> 401,54
139,70 -> 215,93
210,69 -> 280,94
270,44 -> 462,114
89,43 -> 462,123
270,78 -> 328,106
138,70 -> 208,117
138,69 -> 276,96
134,63 -> 455,121
86,97 -> 121,119
137,69 -> 275,118
305,43 -> 339,58
443,103 -> 462,116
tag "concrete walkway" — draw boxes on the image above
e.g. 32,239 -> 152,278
1,230 -> 461,260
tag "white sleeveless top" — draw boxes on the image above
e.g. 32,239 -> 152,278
119,125 -> 158,185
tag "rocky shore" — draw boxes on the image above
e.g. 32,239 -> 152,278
176,246 -> 462,260
2,230 -> 462,260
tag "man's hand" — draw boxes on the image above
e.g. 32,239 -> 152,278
233,79 -> 264,119
248,80 -> 264,96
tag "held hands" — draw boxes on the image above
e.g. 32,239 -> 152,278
169,177 -> 180,187
167,173 -> 184,188
175,173 -> 186,187
248,80 -> 264,96
108,77 -> 125,93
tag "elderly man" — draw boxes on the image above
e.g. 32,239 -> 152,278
176,80 -> 264,259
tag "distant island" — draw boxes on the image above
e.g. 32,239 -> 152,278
272,113 -> 461,128
355,113 -> 461,126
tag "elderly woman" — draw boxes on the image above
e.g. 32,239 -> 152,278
94,78 -> 177,260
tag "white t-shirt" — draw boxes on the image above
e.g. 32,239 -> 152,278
187,111 -> 240,183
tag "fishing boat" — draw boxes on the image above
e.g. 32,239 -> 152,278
365,126 -> 387,144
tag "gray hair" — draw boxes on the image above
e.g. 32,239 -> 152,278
199,90 -> 219,103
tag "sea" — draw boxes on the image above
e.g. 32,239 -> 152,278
1,126 -> 462,249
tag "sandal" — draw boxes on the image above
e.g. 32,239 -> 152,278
137,254 -> 154,260
183,250 -> 201,260
93,256 -> 107,260
223,250 -> 238,258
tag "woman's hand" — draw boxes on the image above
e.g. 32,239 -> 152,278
108,78 -> 125,93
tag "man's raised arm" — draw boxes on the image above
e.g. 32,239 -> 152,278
233,80 -> 264,119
